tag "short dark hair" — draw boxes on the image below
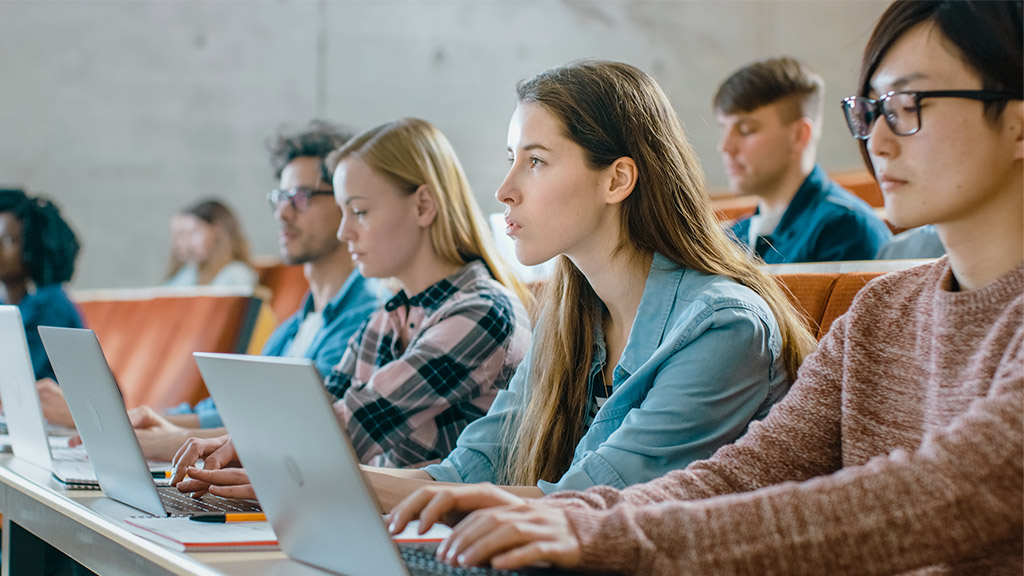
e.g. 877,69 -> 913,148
856,0 -> 1023,170
267,120 -> 355,181
713,57 -> 825,124
0,190 -> 80,286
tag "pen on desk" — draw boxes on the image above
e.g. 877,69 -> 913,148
190,513 -> 267,523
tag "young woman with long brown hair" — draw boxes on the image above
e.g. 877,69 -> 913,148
172,62 -> 815,510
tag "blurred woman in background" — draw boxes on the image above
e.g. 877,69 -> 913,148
164,198 -> 257,288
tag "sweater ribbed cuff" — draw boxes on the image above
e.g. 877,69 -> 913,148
563,507 -> 643,574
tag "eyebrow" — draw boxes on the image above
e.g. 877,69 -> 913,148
871,72 -> 928,94
507,143 -> 553,153
343,196 -> 368,205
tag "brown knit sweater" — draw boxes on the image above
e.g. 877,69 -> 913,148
548,257 -> 1023,576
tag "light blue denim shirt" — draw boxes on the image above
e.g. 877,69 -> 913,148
424,253 -> 788,493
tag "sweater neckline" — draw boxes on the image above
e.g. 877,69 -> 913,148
933,257 -> 1023,312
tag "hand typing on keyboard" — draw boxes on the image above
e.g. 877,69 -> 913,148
171,434 -> 258,501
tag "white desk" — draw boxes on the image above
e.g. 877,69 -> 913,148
0,454 -> 328,575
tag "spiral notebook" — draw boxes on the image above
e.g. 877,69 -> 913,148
124,516 -> 278,552
123,516 -> 449,553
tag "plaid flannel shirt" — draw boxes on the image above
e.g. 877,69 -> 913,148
324,260 -> 531,468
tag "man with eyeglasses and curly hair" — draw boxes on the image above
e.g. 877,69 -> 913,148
133,121 -> 384,460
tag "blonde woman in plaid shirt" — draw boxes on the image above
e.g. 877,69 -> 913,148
171,118 -> 533,485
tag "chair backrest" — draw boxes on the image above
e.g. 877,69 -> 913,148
773,273 -> 839,337
774,270 -> 890,340
74,287 -> 261,410
256,262 -> 309,323
830,170 -> 883,208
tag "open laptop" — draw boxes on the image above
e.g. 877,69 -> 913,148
0,306 -> 102,487
195,352 -> 567,576
38,326 -> 260,517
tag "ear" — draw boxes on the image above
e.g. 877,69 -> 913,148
604,157 -> 638,205
1008,100 -> 1024,161
792,117 -> 815,151
412,184 -> 438,228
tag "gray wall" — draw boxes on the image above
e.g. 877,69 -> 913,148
0,0 -> 889,289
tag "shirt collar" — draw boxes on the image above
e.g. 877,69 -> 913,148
615,252 -> 683,376
384,260 -> 490,314
772,164 -> 829,237
302,269 -> 367,321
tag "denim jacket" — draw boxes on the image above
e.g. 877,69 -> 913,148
424,253 -> 788,493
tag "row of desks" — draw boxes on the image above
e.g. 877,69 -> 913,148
0,454 -> 328,575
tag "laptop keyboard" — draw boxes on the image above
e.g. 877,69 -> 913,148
402,546 -> 556,576
158,488 -> 262,515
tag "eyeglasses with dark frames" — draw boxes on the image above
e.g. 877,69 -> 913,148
267,187 -> 334,212
841,90 -> 1019,140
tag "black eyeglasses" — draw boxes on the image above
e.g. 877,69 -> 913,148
841,90 -> 1019,140
267,187 -> 334,212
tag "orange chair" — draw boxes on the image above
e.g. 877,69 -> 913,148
773,273 -> 839,337
256,262 -> 309,323
77,291 -> 261,410
817,272 -> 881,338
775,271 -> 885,340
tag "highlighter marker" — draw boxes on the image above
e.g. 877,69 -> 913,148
190,513 -> 267,523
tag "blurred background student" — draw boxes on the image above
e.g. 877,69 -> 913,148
163,198 -> 257,288
0,189 -> 84,425
162,211 -> 194,284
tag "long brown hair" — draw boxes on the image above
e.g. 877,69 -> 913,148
502,61 -> 817,486
325,118 -> 533,309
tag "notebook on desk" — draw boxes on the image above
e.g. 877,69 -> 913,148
0,306 -> 103,488
195,352 -> 569,576
38,326 -> 260,517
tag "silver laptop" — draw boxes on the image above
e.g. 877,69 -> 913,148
0,306 -> 101,487
195,352 -> 563,576
38,326 -> 260,517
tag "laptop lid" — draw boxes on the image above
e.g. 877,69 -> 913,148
39,326 -> 173,516
0,306 -> 55,471
194,352 -> 409,576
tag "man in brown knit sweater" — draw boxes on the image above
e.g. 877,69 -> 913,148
387,1 -> 1024,574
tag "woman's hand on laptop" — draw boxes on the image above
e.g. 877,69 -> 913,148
388,483 -> 524,536
170,434 -> 257,500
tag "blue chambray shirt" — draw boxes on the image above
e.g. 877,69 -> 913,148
424,253 -> 789,493
168,269 -> 383,428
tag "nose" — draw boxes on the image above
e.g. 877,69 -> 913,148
495,167 -> 519,206
718,130 -> 737,156
866,112 -> 898,159
273,199 -> 293,223
337,212 -> 354,243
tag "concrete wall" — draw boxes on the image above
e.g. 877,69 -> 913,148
0,0 -> 890,289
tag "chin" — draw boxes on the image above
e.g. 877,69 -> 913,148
884,203 -> 932,231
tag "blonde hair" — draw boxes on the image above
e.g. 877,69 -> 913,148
325,118 -> 533,310
501,61 -> 818,486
